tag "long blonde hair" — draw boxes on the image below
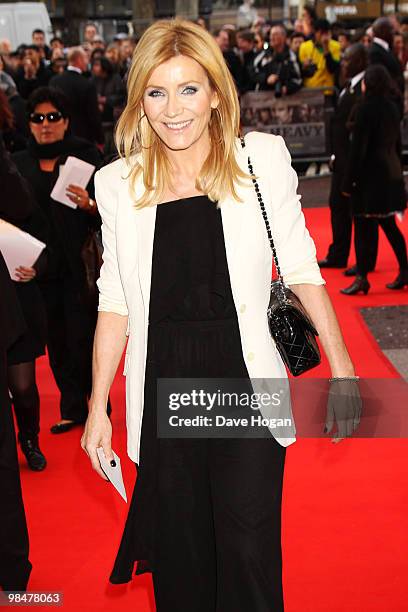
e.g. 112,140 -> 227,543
115,19 -> 248,208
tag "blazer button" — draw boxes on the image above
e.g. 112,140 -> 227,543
247,352 -> 255,361
240,304 -> 246,313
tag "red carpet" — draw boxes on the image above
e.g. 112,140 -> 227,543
18,207 -> 408,611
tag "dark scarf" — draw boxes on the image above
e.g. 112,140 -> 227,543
27,133 -> 92,160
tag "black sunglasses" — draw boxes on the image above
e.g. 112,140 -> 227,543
29,111 -> 64,124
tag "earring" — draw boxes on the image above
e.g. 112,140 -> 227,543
136,113 -> 152,150
210,107 -> 223,145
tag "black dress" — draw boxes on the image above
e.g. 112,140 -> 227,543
110,196 -> 286,611
110,194 -> 245,579
5,207 -> 49,366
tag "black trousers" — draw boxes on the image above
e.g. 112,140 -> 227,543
39,278 -> 95,423
327,171 -> 354,265
355,214 -> 408,276
152,436 -> 286,612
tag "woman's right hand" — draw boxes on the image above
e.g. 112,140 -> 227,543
81,409 -> 113,480
15,266 -> 37,282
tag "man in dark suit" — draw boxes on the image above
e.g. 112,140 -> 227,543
50,47 -> 103,145
368,17 -> 404,100
319,44 -> 371,269
214,28 -> 247,93
338,16 -> 404,276
236,30 -> 260,92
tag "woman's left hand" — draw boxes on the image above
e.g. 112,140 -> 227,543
325,378 -> 362,443
66,184 -> 96,213
15,266 -> 36,282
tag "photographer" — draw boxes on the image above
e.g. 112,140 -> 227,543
299,19 -> 341,89
249,24 -> 302,95
15,45 -> 52,99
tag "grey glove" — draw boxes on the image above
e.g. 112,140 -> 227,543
325,378 -> 362,440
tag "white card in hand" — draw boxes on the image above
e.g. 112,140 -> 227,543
0,219 -> 46,280
50,156 -> 95,209
96,447 -> 127,503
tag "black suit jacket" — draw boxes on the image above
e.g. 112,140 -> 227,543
368,42 -> 404,96
49,70 -> 103,144
223,50 -> 247,93
330,79 -> 363,174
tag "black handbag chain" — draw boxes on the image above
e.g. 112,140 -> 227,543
239,135 -> 321,376
240,136 -> 287,298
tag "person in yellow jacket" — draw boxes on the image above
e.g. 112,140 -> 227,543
299,19 -> 341,89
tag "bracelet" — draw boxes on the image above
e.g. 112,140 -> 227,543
88,198 -> 95,209
329,376 -> 360,382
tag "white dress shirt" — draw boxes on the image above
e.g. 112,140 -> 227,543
372,37 -> 390,52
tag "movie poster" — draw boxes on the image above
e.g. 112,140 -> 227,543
240,89 -> 327,156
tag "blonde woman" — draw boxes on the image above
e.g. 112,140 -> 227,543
81,19 -> 358,611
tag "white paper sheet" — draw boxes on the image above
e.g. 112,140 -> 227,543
0,219 -> 46,280
50,156 -> 95,209
96,447 -> 127,503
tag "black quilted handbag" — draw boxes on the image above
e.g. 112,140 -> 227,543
241,136 -> 321,376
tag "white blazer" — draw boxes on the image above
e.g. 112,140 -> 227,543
94,131 -> 326,465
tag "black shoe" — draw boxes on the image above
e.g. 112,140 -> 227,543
386,268 -> 408,289
318,258 -> 347,268
20,438 -> 47,471
50,420 -> 81,434
340,275 -> 370,295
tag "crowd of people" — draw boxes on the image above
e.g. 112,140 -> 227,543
0,24 -> 130,155
0,7 -> 407,592
1,9 -> 408,148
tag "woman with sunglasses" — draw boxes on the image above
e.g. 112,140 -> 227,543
13,86 -> 103,435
